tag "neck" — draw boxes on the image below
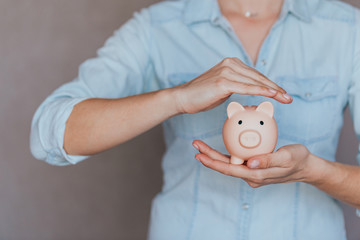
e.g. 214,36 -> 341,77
219,0 -> 284,19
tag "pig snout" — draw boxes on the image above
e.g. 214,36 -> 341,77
239,130 -> 261,149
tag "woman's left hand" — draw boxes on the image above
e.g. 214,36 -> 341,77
193,140 -> 315,188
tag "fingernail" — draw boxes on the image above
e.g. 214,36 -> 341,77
249,160 -> 260,169
195,155 -> 201,161
268,88 -> 277,94
193,143 -> 199,150
283,93 -> 292,100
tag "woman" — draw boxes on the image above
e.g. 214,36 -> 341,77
30,0 -> 360,239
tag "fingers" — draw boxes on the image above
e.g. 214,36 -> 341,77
223,80 -> 292,104
217,64 -> 279,94
231,58 -> 287,93
218,58 -> 292,104
195,149 -> 298,185
222,69 -> 284,98
194,142 -> 309,187
192,140 -> 230,163
217,66 -> 270,88
222,57 -> 287,94
195,153 -> 252,178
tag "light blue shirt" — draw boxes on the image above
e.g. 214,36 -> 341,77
30,0 -> 360,239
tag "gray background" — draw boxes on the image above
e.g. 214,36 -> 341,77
1,0 -> 359,239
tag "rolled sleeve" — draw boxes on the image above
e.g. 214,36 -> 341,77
30,97 -> 90,165
30,8 -> 156,165
348,9 -> 360,217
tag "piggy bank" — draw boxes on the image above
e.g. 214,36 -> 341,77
222,101 -> 278,165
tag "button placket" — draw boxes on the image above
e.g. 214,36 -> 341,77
237,182 -> 254,240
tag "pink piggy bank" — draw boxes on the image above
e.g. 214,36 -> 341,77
222,101 -> 278,165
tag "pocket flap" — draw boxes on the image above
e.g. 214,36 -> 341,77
276,76 -> 338,101
167,73 -> 199,87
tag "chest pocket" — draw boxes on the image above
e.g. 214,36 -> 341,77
164,73 -> 227,139
274,76 -> 339,145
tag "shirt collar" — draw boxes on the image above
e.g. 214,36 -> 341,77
183,0 -> 313,25
284,0 -> 312,23
183,0 -> 219,25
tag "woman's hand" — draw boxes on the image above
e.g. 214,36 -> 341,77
192,140 -> 315,188
172,57 -> 292,114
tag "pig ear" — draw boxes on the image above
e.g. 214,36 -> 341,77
227,102 -> 245,118
256,101 -> 274,117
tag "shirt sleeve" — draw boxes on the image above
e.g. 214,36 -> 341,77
30,8 -> 157,166
348,8 -> 360,216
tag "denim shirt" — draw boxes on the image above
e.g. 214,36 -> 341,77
30,0 -> 360,239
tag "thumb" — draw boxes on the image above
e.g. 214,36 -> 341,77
247,153 -> 274,169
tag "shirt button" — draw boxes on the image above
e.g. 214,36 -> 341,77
242,203 -> 250,210
261,59 -> 267,66
305,92 -> 312,98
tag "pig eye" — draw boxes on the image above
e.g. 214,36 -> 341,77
260,121 -> 264,125
238,120 -> 243,125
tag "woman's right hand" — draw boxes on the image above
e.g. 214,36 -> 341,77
172,57 -> 292,114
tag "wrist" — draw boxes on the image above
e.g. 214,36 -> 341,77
159,87 -> 184,117
167,85 -> 187,115
303,153 -> 326,185
303,154 -> 334,186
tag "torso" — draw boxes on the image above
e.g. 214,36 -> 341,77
146,0 -> 356,238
